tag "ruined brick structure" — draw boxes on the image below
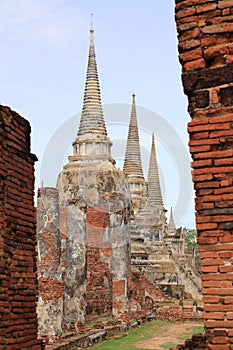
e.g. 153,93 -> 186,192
125,94 -> 202,301
37,26 -> 131,341
175,0 -> 233,348
36,24 -> 202,345
2,3 -> 233,348
0,106 -> 42,349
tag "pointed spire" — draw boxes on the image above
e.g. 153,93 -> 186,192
147,133 -> 163,206
77,26 -> 108,141
123,94 -> 144,179
168,207 -> 176,230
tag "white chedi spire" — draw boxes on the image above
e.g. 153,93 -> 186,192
123,94 -> 144,179
147,133 -> 163,206
72,26 -> 113,162
168,207 -> 176,230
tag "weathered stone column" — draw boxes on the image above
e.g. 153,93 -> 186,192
57,170 -> 86,332
37,187 -> 63,341
93,162 -> 131,317
175,1 -> 233,348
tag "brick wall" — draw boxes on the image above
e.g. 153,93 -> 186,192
0,105 -> 42,349
86,207 -> 113,317
86,246 -> 113,317
175,1 -> 233,348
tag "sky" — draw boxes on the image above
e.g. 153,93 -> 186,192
0,0 -> 196,228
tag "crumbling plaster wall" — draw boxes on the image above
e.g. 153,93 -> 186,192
175,0 -> 233,348
37,187 -> 63,339
38,158 -> 132,335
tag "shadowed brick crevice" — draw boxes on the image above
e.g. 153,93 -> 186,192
0,105 -> 43,349
175,0 -> 233,349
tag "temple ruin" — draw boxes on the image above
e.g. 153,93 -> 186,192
36,25 -> 201,343
1,1 -> 233,348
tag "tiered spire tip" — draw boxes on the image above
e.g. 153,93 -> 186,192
123,94 -> 144,179
168,207 -> 176,230
76,24 -> 108,140
147,133 -> 163,206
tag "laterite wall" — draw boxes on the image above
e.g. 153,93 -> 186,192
175,1 -> 233,348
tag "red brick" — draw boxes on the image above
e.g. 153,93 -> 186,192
197,223 -> 218,231
204,45 -> 230,61
218,0 -> 233,8
199,251 -> 219,259
189,122 -> 230,132
205,320 -> 233,328
211,89 -> 220,104
183,58 -> 206,71
179,49 -> 203,63
175,0 -> 208,11
197,3 -> 217,13
112,279 -> 126,297
204,288 -> 233,296
195,149 -> 233,159
189,138 -> 219,146
202,23 -> 233,34
202,258 -> 224,266
178,38 -> 200,51
219,235 -> 233,243
203,280 -> 232,288
176,7 -> 197,20
203,296 -> 220,303
195,202 -> 215,210
192,159 -> 213,167
210,129 -> 233,138
224,297 -> 233,304
220,266 -> 233,273
211,336 -> 231,344
205,304 -> 233,312
214,186 -> 233,194
201,265 -> 218,273
215,158 -> 233,165
204,311 -> 225,320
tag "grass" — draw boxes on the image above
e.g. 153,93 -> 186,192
91,321 -> 204,350
92,320 -> 166,350
160,325 -> 204,349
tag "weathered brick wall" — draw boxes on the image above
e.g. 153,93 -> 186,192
86,208 -> 113,317
86,246 -> 113,317
86,208 -> 112,316
0,105 -> 42,349
175,1 -> 233,349
129,271 -> 171,313
85,174 -> 131,319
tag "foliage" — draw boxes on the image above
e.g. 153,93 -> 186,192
183,227 -> 198,253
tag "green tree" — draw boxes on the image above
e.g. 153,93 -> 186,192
183,228 -> 198,253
